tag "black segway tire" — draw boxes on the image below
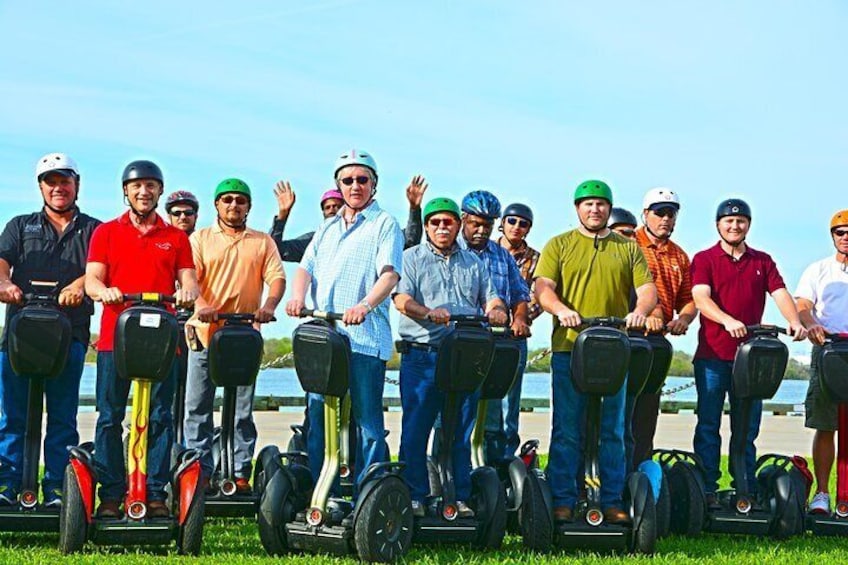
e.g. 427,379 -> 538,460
58,466 -> 87,554
667,462 -> 705,536
519,471 -> 553,551
656,471 -> 671,538
473,468 -> 507,549
632,490 -> 657,555
177,486 -> 206,555
257,466 -> 294,556
253,445 -> 282,497
354,475 -> 413,562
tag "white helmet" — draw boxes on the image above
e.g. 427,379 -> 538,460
333,149 -> 378,181
36,152 -> 79,181
642,187 -> 680,211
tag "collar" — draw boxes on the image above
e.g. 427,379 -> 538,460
636,225 -> 669,249
498,235 -> 527,254
425,239 -> 459,258
336,199 -> 381,225
211,220 -> 252,236
458,234 -> 493,255
118,210 -> 167,231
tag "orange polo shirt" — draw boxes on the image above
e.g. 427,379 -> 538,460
635,226 -> 693,323
186,223 -> 285,347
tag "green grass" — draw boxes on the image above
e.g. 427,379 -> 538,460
0,455 -> 841,564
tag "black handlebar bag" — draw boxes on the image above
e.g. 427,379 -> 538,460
435,325 -> 495,394
209,324 -> 264,388
731,336 -> 788,400
292,320 -> 351,398
479,337 -> 521,400
820,340 -> 848,403
114,306 -> 179,382
626,333 -> 653,397
571,327 -> 630,396
8,303 -> 71,379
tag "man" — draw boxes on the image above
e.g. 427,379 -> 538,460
0,153 -> 100,507
184,178 -> 285,489
534,180 -> 656,524
794,210 -> 848,514
690,198 -> 805,505
608,207 -> 638,238
285,149 -> 403,488
165,190 -> 200,236
485,202 -> 540,460
631,188 -> 697,467
270,174 -> 427,262
85,160 -> 199,519
458,191 -> 530,462
394,197 -> 507,517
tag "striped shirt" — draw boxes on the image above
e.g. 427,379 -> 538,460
498,237 -> 542,322
459,237 -> 530,310
635,226 -> 693,323
300,200 -> 404,360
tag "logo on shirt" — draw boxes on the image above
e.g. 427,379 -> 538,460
757,269 -> 761,276
24,224 -> 41,233
155,242 -> 173,251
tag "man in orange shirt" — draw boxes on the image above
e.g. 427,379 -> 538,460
184,179 -> 285,489
631,188 -> 697,467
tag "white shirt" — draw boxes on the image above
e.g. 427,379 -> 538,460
794,256 -> 848,333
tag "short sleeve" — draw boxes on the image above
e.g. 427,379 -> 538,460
533,236 -> 563,283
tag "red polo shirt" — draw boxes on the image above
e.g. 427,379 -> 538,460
691,242 -> 785,361
87,211 -> 195,352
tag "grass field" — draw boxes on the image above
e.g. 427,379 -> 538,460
0,456 -> 843,564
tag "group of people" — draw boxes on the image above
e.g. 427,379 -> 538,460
0,149 -> 844,525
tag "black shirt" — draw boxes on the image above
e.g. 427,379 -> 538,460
0,207 -> 101,349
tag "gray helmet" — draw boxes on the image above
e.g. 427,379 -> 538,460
122,160 -> 164,186
608,207 -> 638,228
502,203 -> 534,224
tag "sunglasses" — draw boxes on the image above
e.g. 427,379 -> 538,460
651,207 -> 678,218
833,229 -> 848,237
505,217 -> 530,229
219,195 -> 248,205
617,228 -> 636,237
170,209 -> 196,218
339,175 -> 371,186
428,218 -> 456,228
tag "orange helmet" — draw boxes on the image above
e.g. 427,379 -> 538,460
831,210 -> 848,231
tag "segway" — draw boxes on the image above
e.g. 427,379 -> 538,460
666,325 -> 806,539
0,281 -> 71,531
537,317 -> 657,554
59,293 -> 205,555
203,312 -> 273,517
807,334 -> 848,535
411,315 -> 508,548
258,308 -> 413,562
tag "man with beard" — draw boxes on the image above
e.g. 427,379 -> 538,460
0,153 -> 100,507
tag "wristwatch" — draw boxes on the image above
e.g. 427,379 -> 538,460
359,299 -> 373,313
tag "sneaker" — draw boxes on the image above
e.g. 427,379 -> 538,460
456,500 -> 475,518
0,485 -> 18,506
43,488 -> 62,508
810,492 -> 831,515
235,477 -> 252,494
411,500 -> 425,517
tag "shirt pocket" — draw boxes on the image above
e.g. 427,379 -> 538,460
490,259 -> 509,297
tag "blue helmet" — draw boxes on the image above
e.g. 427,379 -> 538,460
461,190 -> 501,220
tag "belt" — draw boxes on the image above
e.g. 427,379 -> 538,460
399,341 -> 439,354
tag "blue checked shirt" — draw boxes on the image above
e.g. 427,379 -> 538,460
300,200 -> 404,360
459,236 -> 530,310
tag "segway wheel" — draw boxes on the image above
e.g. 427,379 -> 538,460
177,486 -> 205,555
631,491 -> 657,555
254,445 -> 282,497
667,462 -> 705,536
656,471 -> 671,538
257,465 -> 294,556
58,466 -> 87,554
354,476 -> 413,562
474,470 -> 508,549
519,471 -> 552,552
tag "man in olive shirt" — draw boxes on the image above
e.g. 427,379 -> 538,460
534,180 -> 656,524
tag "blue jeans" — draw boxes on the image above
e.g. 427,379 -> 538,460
94,352 -> 176,502
484,339 -> 528,460
307,352 -> 387,489
0,340 -> 85,494
693,358 -> 761,494
548,352 -> 627,509
399,348 -> 478,502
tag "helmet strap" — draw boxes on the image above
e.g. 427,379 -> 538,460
645,223 -> 671,241
217,215 -> 247,231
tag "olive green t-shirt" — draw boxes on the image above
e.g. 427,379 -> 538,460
534,229 -> 653,352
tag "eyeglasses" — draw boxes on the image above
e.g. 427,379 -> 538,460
833,229 -> 848,237
428,218 -> 456,228
170,209 -> 196,217
219,195 -> 248,205
617,228 -> 636,237
651,207 -> 678,218
339,176 -> 371,186
505,217 -> 530,229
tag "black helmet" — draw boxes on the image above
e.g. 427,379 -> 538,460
608,207 -> 638,228
122,160 -> 164,186
715,198 -> 751,221
502,203 -> 534,224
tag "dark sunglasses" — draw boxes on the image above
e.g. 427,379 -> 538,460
833,228 -> 848,237
651,207 -> 678,218
428,218 -> 456,227
505,217 -> 530,229
170,209 -> 196,217
617,228 -> 636,237
219,195 -> 248,205
339,175 -> 371,186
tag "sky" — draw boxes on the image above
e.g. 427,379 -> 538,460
1,1 -> 846,359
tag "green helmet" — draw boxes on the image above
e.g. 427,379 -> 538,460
214,178 -> 251,201
573,180 -> 613,205
423,197 -> 461,221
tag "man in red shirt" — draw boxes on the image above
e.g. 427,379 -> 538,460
690,198 -> 805,505
85,160 -> 198,520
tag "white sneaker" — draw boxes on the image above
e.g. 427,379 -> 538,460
456,500 -> 475,518
411,500 -> 425,517
810,492 -> 831,515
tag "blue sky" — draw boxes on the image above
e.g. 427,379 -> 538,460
2,1 -> 846,358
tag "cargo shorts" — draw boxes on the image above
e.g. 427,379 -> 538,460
805,345 -> 838,431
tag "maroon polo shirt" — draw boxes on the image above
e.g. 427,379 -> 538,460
691,242 -> 785,361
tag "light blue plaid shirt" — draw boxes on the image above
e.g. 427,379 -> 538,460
300,200 -> 404,360
459,236 -> 530,309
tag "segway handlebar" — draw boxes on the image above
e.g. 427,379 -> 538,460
745,324 -> 787,337
22,280 -> 60,303
215,313 -> 277,323
299,308 -> 344,321
122,293 -> 176,304
580,316 -> 627,329
823,332 -> 848,342
447,314 -> 489,324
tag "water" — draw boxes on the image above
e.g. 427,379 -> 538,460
79,366 -> 810,405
